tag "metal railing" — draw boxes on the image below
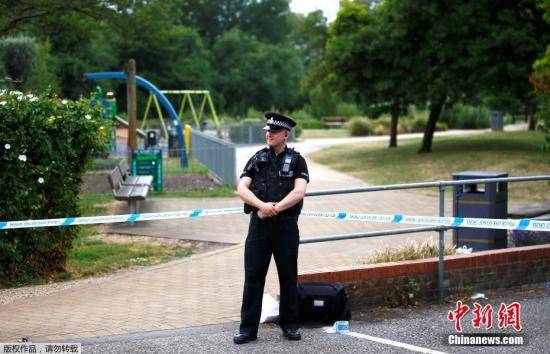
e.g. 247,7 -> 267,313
301,175 -> 550,303
190,129 -> 236,186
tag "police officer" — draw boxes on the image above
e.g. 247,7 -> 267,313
234,112 -> 309,344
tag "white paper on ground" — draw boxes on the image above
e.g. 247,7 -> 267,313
260,293 -> 279,324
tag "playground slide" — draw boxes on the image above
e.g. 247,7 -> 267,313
84,71 -> 188,167
115,115 -> 147,138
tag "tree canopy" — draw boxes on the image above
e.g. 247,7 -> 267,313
323,0 -> 549,152
0,0 -> 548,135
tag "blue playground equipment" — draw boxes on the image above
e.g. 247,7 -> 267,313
84,72 -> 188,167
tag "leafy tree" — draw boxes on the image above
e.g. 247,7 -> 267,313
211,29 -> 301,115
288,10 -> 329,69
240,0 -> 292,44
38,13 -> 121,99
175,0 -> 248,46
473,0 -> 549,130
288,10 -> 331,116
175,0 -> 291,46
392,0 -> 548,151
327,0 -> 548,152
0,0 -> 121,37
324,1 -> 411,147
0,36 -> 37,91
531,0 -> 550,151
25,39 -> 60,94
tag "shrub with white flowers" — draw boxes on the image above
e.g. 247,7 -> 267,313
0,90 -> 106,286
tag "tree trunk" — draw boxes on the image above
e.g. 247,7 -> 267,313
389,98 -> 400,148
418,97 -> 446,153
527,107 -> 536,131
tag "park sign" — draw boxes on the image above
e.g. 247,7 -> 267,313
131,149 -> 163,192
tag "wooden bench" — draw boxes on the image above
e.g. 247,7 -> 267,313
108,164 -> 150,214
117,159 -> 153,186
322,116 -> 347,128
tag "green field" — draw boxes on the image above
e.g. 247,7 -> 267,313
310,131 -> 550,202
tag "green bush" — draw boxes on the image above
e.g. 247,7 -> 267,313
300,119 -> 325,129
362,239 -> 456,264
244,107 -> 263,120
440,103 -> 491,129
402,115 -> 428,133
401,115 -> 448,133
0,90 -> 105,286
345,116 -> 373,136
295,124 -> 303,138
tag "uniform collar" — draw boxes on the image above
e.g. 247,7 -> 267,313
269,145 -> 288,157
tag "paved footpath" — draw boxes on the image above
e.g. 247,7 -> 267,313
0,129 -> 530,342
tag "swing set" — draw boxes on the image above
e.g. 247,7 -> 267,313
142,90 -> 221,138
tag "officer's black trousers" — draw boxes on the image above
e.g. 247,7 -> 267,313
239,214 -> 300,334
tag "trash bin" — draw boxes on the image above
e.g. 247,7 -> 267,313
452,171 -> 508,251
146,130 -> 157,148
168,128 -> 180,157
490,111 -> 504,132
131,149 -> 163,192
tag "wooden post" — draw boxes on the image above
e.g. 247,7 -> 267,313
127,59 -> 137,165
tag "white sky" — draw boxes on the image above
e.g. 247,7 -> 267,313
290,0 -> 340,23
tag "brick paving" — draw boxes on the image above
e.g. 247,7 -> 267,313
0,134 -> 530,342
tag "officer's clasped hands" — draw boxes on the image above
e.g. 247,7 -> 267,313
258,202 -> 278,219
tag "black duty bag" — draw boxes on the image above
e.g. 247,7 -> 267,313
298,282 -> 351,324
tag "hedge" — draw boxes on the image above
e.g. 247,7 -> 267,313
0,90 -> 106,286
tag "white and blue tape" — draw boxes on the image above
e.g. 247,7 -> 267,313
300,211 -> 550,232
0,208 -> 549,232
0,208 -> 243,230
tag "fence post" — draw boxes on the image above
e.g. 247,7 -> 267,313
126,59 -> 137,165
438,183 -> 446,303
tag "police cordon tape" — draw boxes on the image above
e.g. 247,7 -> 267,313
0,207 -> 549,232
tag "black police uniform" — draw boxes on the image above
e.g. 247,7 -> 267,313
239,144 -> 309,335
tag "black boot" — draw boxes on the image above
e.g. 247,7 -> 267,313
233,332 -> 258,344
283,328 -> 301,341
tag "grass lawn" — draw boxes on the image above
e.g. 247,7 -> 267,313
310,131 -> 550,202
54,193 -> 194,282
162,157 -> 209,174
301,128 -> 349,139
66,229 -> 192,278
61,185 -> 236,280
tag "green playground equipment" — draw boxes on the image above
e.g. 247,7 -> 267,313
90,86 -> 116,151
142,90 -> 221,137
